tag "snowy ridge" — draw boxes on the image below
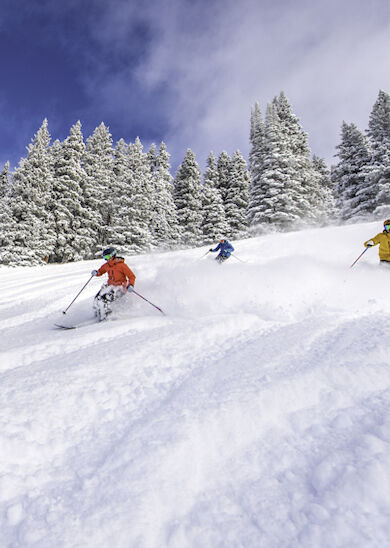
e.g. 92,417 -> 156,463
1,221 -> 390,547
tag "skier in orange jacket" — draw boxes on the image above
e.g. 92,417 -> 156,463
91,247 -> 136,321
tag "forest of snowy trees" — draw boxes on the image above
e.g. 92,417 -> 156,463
0,90 -> 389,266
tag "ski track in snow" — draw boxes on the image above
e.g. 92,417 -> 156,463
1,221 -> 390,547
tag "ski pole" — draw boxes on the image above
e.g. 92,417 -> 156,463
231,253 -> 246,263
350,247 -> 369,268
193,250 -> 210,263
132,289 -> 165,315
62,275 -> 94,314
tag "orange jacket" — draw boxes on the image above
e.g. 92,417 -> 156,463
97,257 -> 136,289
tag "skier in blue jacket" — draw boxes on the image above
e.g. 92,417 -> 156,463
209,239 -> 234,263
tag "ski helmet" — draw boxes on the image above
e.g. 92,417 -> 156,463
384,220 -> 390,232
102,247 -> 117,260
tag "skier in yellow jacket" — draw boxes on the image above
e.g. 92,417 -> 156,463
364,219 -> 390,264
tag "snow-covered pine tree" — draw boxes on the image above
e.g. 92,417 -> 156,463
0,119 -> 56,265
273,92 -> 315,225
113,138 -> 128,181
333,121 -> 372,221
173,149 -> 203,246
146,143 -> 158,231
0,161 -> 10,198
311,154 -> 336,223
0,160 -> 14,261
224,150 -> 250,238
247,102 -> 265,227
216,151 -> 232,208
122,137 -> 154,253
247,101 -> 297,229
105,138 -> 138,253
150,142 -> 181,248
146,143 -> 158,229
364,89 -> 390,217
51,121 -> 96,262
82,123 -> 114,253
202,152 -> 229,243
147,143 -> 157,175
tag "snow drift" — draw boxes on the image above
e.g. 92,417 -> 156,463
1,221 -> 390,547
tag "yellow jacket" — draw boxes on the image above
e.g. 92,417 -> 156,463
364,231 -> 390,261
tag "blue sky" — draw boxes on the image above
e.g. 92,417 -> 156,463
1,0 -> 389,173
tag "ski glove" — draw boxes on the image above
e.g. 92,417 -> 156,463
209,249 -> 214,252
127,284 -> 134,292
91,270 -> 98,276
366,241 -> 375,247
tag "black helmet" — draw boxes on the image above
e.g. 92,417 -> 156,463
102,247 -> 117,260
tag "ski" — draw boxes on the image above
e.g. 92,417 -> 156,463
54,318 -> 99,330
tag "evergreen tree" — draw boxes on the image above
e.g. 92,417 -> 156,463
249,102 -> 264,170
150,142 -> 181,248
248,102 -> 293,228
216,151 -> 232,207
312,154 -> 336,223
225,150 -> 250,237
273,92 -> 315,224
122,137 -> 153,253
0,119 -> 56,265
173,149 -> 203,246
0,161 -> 10,198
365,90 -> 390,217
248,103 -> 265,226
248,92 -> 328,231
82,123 -> 114,253
106,139 -> 137,253
113,138 -> 128,180
333,122 -> 372,221
202,152 -> 229,243
147,143 -> 157,175
146,143 -> 158,231
51,122 -> 95,262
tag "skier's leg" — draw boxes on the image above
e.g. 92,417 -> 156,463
93,285 -> 114,321
98,286 -> 125,320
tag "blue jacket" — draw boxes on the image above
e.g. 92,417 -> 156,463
211,240 -> 234,257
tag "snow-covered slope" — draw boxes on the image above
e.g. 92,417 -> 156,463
2,221 -> 390,547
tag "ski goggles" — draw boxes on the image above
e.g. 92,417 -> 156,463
384,225 -> 390,231
104,254 -> 112,261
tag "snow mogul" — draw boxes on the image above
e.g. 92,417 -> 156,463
91,247 -> 136,321
364,220 -> 390,265
209,238 -> 235,263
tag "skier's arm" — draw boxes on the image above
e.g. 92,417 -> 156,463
96,263 -> 109,276
123,264 -> 136,287
364,234 -> 380,247
210,243 -> 221,252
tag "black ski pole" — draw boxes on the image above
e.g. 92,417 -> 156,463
132,290 -> 165,315
350,247 -> 369,268
62,275 -> 94,314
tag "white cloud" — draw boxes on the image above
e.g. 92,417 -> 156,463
78,0 -> 390,169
